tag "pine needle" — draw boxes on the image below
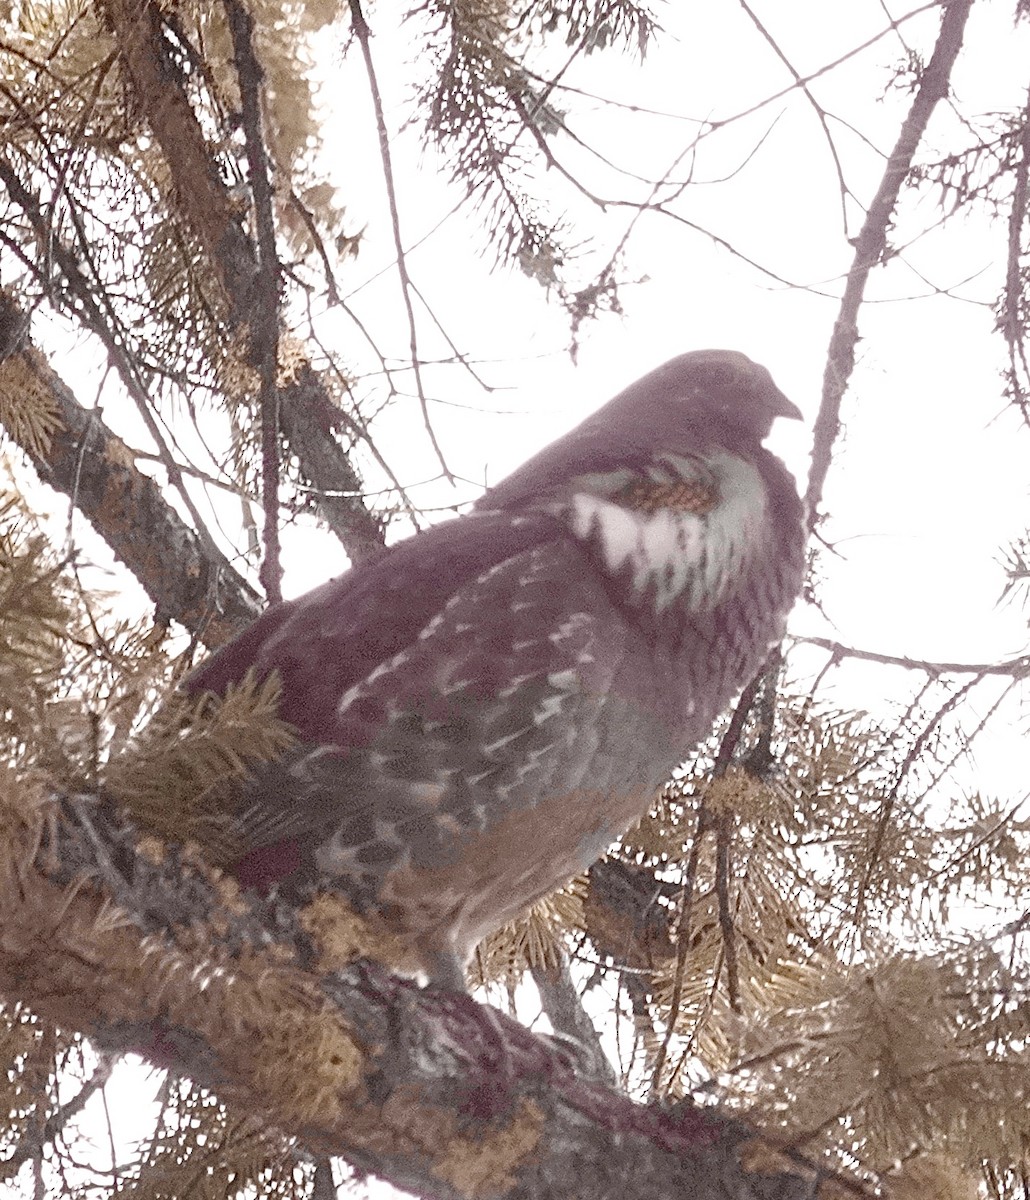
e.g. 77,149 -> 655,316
104,670 -> 296,860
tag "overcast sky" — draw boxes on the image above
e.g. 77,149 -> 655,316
23,3 -> 1030,1189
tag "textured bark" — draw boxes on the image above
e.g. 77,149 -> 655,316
0,293 -> 261,648
97,0 -> 386,562
0,794 -> 867,1200
531,952 -> 616,1087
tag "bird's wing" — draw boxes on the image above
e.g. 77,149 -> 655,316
186,508 -> 559,741
193,514 -> 655,911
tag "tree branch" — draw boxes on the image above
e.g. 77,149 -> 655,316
649,804 -> 708,1099
98,0 -> 385,562
348,0 -> 452,483
0,793 -> 867,1200
531,952 -> 616,1087
224,0 -> 283,603
0,293 -> 261,649
1002,83 -> 1030,427
793,635 -> 1030,678
806,0 -> 975,526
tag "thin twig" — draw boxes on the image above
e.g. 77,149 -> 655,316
520,1 -> 942,134
737,1 -> 852,234
1,1056 -> 115,1178
348,0 -> 452,482
1002,84 -> 1030,428
713,814 -> 740,1012
648,802 -> 709,1099
793,634 -> 1029,678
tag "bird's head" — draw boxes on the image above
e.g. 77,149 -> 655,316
480,349 -> 802,512
580,349 -> 802,452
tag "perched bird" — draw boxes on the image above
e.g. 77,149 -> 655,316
186,350 -> 806,989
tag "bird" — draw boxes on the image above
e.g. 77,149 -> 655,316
184,349 -> 807,990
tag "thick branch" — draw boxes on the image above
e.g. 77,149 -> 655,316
0,293 -> 261,648
0,795 -> 864,1200
531,952 -> 616,1087
806,0 -> 974,525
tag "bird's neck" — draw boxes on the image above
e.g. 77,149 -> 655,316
566,449 -> 771,618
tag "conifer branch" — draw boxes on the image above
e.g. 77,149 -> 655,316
0,793 -> 868,1200
0,157 -> 230,573
851,671 -> 983,933
98,0 -> 386,563
0,293 -> 262,648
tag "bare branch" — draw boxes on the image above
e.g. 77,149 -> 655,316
348,0 -> 452,484
531,952 -> 616,1086
793,635 -> 1030,678
806,0 -> 975,526
224,0 -> 283,603
737,0 -> 852,235
714,814 -> 741,1013
1002,85 -> 1030,428
649,802 -> 708,1099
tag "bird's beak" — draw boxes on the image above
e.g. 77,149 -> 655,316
772,390 -> 804,422
745,359 -> 802,423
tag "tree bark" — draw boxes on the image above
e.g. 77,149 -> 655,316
0,293 -> 261,649
0,794 -> 866,1200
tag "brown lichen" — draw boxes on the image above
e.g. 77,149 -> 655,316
299,892 -> 423,978
0,805 -> 366,1131
430,1097 -> 544,1197
243,997 -> 363,1127
361,1084 -> 545,1198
